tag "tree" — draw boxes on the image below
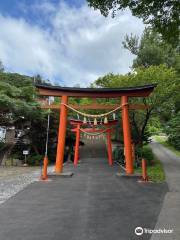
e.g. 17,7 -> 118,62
123,28 -> 180,72
0,72 -> 53,162
123,28 -> 180,129
0,71 -> 71,164
94,65 -> 179,144
33,74 -> 52,86
165,111 -> 180,150
0,72 -> 39,125
0,60 -> 4,72
87,0 -> 180,46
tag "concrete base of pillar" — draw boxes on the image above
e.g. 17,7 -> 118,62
39,178 -> 52,182
51,172 -> 74,177
116,172 -> 141,178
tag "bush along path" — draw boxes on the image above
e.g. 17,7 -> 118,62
134,145 -> 165,183
150,140 -> 180,240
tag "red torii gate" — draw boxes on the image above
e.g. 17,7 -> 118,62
36,84 -> 156,175
70,119 -> 118,166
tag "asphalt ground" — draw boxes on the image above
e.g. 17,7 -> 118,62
0,140 -> 168,240
150,141 -> 180,240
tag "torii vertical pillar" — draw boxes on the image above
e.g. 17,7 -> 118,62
121,96 -> 134,174
55,95 -> 68,173
107,129 -> 113,166
74,123 -> 80,166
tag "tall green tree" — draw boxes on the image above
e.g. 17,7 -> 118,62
123,28 -> 180,72
94,65 -> 179,144
123,28 -> 180,148
87,0 -> 180,46
0,71 -> 68,163
123,29 -> 180,113
0,72 -> 39,126
0,72 -> 52,161
165,112 -> 180,150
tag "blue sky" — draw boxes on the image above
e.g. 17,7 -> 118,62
0,0 -> 84,29
0,0 -> 83,15
0,0 -> 144,86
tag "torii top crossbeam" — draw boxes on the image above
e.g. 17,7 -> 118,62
36,84 -> 156,98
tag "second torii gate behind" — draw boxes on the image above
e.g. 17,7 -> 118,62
36,84 -> 156,175
70,119 -> 118,166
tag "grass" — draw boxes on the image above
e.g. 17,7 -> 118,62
154,135 -> 180,157
135,157 -> 166,183
135,134 -> 180,183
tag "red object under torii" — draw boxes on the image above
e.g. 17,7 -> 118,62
70,119 -> 118,166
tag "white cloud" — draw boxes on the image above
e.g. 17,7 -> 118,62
0,1 -> 144,86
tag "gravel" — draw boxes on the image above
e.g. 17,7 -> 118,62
0,166 -> 54,205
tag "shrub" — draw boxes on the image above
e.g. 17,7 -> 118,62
165,112 -> 180,150
135,145 -> 154,166
148,125 -> 161,135
141,145 -> 154,166
113,146 -> 124,165
27,154 -> 43,166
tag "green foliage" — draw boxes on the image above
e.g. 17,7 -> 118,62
0,72 -> 39,123
146,159 -> 165,183
27,154 -> 43,166
135,145 -> 154,166
147,116 -> 163,135
123,28 -> 180,149
34,74 -> 52,86
135,157 -> 166,183
123,28 -> 180,72
165,112 -> 180,150
113,146 -> 124,165
0,70 -> 58,162
87,0 -> 180,46
94,65 -> 179,144
0,141 -> 5,151
141,145 -> 154,166
122,33 -> 139,55
148,125 -> 161,135
29,112 -> 59,159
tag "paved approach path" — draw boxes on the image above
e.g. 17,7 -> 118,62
150,141 -> 180,240
0,140 -> 167,240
